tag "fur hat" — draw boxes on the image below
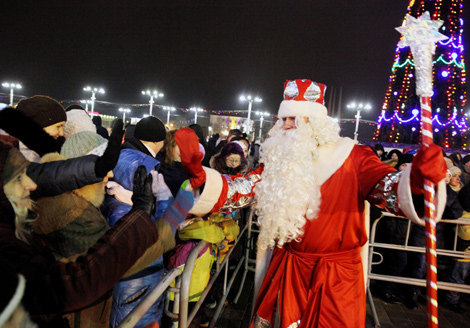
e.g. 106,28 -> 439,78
0,269 -> 26,327
232,140 -> 248,152
61,131 -> 108,158
278,79 -> 327,119
64,104 -> 87,112
16,95 -> 66,128
63,109 -> 96,139
210,142 -> 248,174
134,116 -> 166,142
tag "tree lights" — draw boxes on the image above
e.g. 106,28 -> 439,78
374,0 -> 467,148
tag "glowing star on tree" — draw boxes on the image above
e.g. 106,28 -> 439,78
395,11 -> 448,97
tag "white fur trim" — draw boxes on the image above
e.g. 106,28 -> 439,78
253,245 -> 273,315
0,274 -> 25,327
397,164 -> 446,226
189,166 -> 224,215
313,137 -> 357,186
361,202 -> 370,291
278,100 -> 327,119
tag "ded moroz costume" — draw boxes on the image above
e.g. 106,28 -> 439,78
246,79 -> 447,328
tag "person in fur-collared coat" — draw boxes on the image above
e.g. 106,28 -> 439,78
209,142 -> 248,175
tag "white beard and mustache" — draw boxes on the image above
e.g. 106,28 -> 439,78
254,116 -> 340,249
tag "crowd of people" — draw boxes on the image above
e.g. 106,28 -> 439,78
370,144 -> 470,313
0,78 -> 464,328
0,95 -> 262,328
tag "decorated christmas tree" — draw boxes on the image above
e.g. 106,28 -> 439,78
374,0 -> 466,148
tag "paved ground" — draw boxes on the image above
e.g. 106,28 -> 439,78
213,272 -> 470,328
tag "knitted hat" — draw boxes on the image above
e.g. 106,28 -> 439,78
61,131 -> 108,158
278,79 -> 327,119
0,270 -> 26,327
450,165 -> 461,177
134,116 -> 166,142
2,145 -> 30,185
16,95 -> 66,128
63,109 -> 96,139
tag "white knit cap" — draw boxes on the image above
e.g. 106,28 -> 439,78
278,79 -> 328,118
61,131 -> 108,158
63,109 -> 96,139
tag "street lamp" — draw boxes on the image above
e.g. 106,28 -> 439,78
256,111 -> 270,140
346,102 -> 371,141
2,82 -> 22,105
83,86 -> 105,113
190,107 -> 203,124
240,95 -> 262,133
119,107 -> 131,123
163,106 -> 176,127
142,90 -> 164,116
80,100 -> 93,112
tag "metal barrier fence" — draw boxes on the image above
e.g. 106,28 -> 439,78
367,212 -> 470,328
117,207 -> 253,327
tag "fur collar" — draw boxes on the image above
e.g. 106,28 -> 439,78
313,137 -> 357,186
40,153 -> 105,207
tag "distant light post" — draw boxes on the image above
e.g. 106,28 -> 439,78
256,111 -> 270,139
2,82 -> 22,105
119,107 -> 131,123
80,100 -> 93,111
240,95 -> 262,133
163,106 -> 175,127
142,90 -> 164,116
83,86 -> 105,113
190,107 -> 203,124
347,102 -> 371,141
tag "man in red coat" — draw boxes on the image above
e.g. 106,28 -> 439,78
250,79 -> 447,328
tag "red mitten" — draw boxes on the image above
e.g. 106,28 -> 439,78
174,128 -> 206,188
410,144 -> 447,194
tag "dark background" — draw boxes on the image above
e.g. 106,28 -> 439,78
0,0 -> 468,123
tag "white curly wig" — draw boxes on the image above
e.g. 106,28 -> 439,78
254,115 -> 340,249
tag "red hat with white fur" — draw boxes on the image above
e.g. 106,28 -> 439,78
278,79 -> 327,118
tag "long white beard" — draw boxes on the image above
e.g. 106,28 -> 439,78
254,116 -> 340,249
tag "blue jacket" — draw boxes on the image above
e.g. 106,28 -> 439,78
102,148 -> 168,328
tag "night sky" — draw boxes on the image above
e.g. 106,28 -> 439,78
1,1 -> 469,122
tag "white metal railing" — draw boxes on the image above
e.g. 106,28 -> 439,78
367,212 -> 470,327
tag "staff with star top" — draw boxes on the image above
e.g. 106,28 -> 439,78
396,11 -> 448,328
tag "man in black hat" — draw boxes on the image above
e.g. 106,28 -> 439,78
121,116 -> 166,158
